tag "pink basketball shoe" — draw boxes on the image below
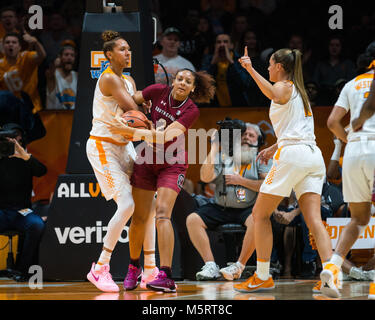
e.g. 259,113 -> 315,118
140,267 -> 159,289
87,263 -> 119,292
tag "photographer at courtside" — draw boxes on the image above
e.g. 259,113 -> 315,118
186,119 -> 272,281
0,123 -> 46,281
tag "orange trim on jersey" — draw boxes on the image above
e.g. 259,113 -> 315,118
90,135 -> 128,146
367,60 -> 375,70
355,73 -> 374,82
304,109 -> 312,117
102,65 -> 128,80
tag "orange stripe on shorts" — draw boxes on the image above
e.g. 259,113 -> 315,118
95,140 -> 108,165
95,140 -> 115,190
274,146 -> 283,161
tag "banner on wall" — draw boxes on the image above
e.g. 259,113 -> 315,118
326,218 -> 375,249
39,174 -> 182,281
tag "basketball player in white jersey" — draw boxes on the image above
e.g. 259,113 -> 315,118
86,30 -> 158,292
234,47 -> 333,293
324,46 -> 375,299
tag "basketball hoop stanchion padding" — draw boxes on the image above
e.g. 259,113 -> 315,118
39,1 -> 183,281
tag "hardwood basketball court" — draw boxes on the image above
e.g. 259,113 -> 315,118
0,277 -> 371,300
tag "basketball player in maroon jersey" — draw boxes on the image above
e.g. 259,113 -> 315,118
112,68 -> 215,292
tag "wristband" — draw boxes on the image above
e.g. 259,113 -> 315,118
330,139 -> 342,161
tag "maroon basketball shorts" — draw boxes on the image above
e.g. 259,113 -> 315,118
131,162 -> 188,193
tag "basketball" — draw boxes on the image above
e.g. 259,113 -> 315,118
121,110 -> 149,129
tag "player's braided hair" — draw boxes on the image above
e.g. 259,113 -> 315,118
176,69 -> 216,104
102,30 -> 123,60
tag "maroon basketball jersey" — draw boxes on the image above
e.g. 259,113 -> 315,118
142,84 -> 199,132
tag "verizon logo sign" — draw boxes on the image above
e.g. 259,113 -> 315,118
54,221 -> 129,244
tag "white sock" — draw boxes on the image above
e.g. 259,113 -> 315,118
143,250 -> 156,278
95,250 -> 112,271
143,215 -> 156,278
330,253 -> 344,268
256,260 -> 270,280
236,261 -> 245,271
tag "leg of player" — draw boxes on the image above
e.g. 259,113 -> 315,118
87,191 -> 135,292
234,193 -> 283,293
146,187 -> 179,293
124,188 -> 155,290
297,192 -> 337,295
140,204 -> 159,289
321,202 -> 371,298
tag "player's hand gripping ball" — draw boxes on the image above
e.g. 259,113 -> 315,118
121,110 -> 150,129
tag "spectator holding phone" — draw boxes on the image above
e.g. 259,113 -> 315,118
201,33 -> 251,107
0,122 -> 46,281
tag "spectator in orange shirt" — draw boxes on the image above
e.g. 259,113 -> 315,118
0,32 -> 46,113
0,6 -> 20,58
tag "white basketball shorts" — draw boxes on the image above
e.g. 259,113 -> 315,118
86,137 -> 136,201
260,144 -> 326,200
342,139 -> 375,203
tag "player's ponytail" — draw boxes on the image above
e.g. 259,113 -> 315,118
102,30 -> 123,60
273,48 -> 311,116
292,49 -> 311,116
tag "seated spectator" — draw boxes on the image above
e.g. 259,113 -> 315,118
0,32 -> 46,113
201,33 -> 251,107
0,6 -> 19,58
153,27 -> 196,85
45,43 -> 78,110
313,35 -> 356,105
186,121 -> 272,281
39,11 -> 74,66
0,122 -> 46,281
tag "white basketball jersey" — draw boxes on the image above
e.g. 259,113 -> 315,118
269,84 -> 316,147
335,70 -> 375,141
89,67 -> 135,143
